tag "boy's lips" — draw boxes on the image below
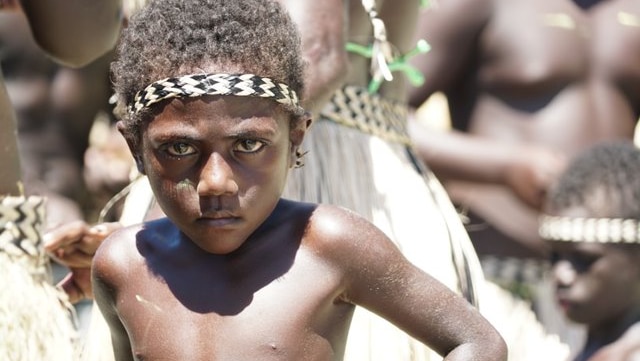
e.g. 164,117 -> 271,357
555,293 -> 574,311
197,211 -> 241,227
200,210 -> 238,219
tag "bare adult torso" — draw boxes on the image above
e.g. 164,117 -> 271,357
447,0 -> 640,255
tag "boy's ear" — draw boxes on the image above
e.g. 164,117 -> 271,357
116,120 -> 146,175
290,112 -> 312,146
289,112 -> 312,168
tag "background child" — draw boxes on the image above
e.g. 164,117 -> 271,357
92,0 -> 507,360
540,140 -> 640,361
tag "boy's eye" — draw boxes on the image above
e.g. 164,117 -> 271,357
166,142 -> 196,156
234,139 -> 265,153
570,253 -> 598,273
550,249 -> 599,273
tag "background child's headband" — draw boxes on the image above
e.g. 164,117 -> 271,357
539,215 -> 640,244
130,73 -> 304,116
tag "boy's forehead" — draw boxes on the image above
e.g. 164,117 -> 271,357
159,94 -> 288,119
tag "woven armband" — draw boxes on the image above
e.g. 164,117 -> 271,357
0,196 -> 47,271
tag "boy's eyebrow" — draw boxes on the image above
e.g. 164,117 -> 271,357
147,124 -> 202,140
229,116 -> 281,138
227,120 -> 283,140
230,128 -> 277,138
149,130 -> 278,142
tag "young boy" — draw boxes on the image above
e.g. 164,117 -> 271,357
92,0 -> 507,360
539,140 -> 640,361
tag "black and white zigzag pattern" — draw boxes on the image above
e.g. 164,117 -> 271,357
0,196 -> 45,261
320,85 -> 410,144
131,73 -> 303,115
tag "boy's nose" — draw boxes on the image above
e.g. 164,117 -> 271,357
197,153 -> 239,196
553,260 -> 577,287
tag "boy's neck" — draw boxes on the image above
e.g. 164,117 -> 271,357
577,308 -> 640,360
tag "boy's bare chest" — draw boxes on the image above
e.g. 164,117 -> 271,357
116,251 -> 352,360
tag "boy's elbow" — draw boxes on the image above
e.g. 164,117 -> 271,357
456,326 -> 508,361
485,330 -> 508,361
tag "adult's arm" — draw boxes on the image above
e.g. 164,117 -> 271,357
276,0 -> 349,115
408,120 -> 565,209
0,72 -> 22,196
407,0 -> 509,184
19,0 -> 123,68
408,0 -> 492,107
407,0 -> 499,182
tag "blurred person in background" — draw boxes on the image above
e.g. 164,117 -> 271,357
407,0 -> 640,348
0,1 -> 122,360
540,140 -> 640,360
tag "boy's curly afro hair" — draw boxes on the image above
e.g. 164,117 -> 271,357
111,0 -> 305,143
546,140 -> 640,219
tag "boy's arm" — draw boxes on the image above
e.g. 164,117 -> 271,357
316,206 -> 507,360
19,0 -> 122,68
92,234 -> 135,361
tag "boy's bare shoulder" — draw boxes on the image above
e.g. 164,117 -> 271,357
93,218 -> 174,280
303,203 -> 394,259
307,203 -> 378,238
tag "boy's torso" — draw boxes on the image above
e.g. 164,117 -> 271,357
110,201 -> 355,360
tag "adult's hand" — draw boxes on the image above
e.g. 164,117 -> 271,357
44,220 -> 122,303
504,145 -> 567,210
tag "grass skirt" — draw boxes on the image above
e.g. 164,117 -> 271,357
0,196 -> 78,361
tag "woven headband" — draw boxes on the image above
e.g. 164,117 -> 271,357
539,215 -> 640,244
130,73 -> 303,115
